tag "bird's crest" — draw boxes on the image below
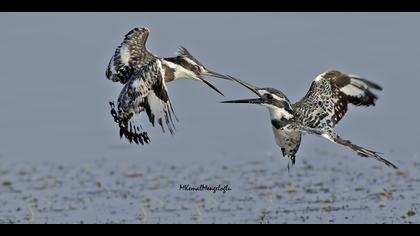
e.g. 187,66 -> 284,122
177,46 -> 202,66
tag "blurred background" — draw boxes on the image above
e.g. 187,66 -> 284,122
0,12 -> 419,165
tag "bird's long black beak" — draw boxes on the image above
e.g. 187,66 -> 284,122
198,69 -> 232,96
204,70 -> 232,80
220,75 -> 265,105
199,77 -> 225,96
221,98 -> 266,105
225,75 -> 262,97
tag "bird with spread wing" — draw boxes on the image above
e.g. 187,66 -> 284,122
106,27 -> 230,145
222,71 -> 397,169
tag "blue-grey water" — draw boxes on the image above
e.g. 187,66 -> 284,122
0,13 -> 419,223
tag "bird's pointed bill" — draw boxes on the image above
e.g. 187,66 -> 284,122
226,75 -> 261,97
204,70 -> 232,80
199,77 -> 225,96
221,98 -> 265,105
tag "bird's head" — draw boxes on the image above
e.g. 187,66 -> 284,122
165,47 -> 231,96
221,75 -> 294,120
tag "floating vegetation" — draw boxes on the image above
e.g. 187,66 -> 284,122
320,197 -> 335,205
287,184 -> 297,194
380,188 -> 392,199
401,208 -> 417,219
126,173 -> 144,178
323,205 -> 333,213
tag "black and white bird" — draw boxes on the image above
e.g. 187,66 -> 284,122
222,71 -> 397,169
106,27 -> 230,144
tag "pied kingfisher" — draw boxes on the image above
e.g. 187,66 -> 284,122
106,27 -> 230,145
222,71 -> 397,169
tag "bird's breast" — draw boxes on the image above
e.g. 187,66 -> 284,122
268,106 -> 294,121
271,119 -> 289,130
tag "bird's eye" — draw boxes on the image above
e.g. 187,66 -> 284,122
193,65 -> 201,72
266,94 -> 273,99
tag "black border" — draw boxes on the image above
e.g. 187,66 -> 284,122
1,0 -> 420,12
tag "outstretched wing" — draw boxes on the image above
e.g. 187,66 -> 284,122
340,74 -> 382,106
294,70 -> 382,129
106,27 -> 156,84
301,127 -> 397,169
110,59 -> 177,144
272,123 -> 302,165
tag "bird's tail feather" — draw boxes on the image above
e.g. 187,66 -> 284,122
110,101 -> 151,145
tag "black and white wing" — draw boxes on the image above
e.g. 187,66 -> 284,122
294,70 -> 382,129
110,59 -> 177,144
340,74 -> 383,106
301,127 -> 397,169
106,27 -> 156,84
272,123 -> 302,165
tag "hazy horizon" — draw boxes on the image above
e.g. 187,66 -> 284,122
0,13 -> 419,167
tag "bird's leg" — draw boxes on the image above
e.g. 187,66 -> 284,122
287,157 -> 295,173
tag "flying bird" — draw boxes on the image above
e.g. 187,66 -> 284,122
106,27 -> 230,145
222,71 -> 397,169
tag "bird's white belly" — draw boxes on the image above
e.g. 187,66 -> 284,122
271,125 -> 302,158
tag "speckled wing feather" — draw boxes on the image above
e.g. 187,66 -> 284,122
106,27 -> 156,84
110,59 -> 177,144
340,74 -> 382,106
294,70 -> 382,129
